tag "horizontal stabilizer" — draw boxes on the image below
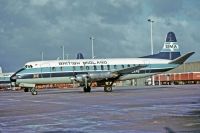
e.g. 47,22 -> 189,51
112,64 -> 147,75
170,52 -> 195,64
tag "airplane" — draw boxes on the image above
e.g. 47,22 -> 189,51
0,67 -> 14,89
10,32 -> 194,95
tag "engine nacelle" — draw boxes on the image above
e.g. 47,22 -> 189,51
88,72 -> 116,81
74,74 -> 88,82
71,72 -> 118,83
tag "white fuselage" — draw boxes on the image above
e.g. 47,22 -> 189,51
13,57 -> 178,87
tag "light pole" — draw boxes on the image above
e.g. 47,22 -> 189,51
61,45 -> 65,60
148,19 -> 155,86
41,51 -> 44,61
90,36 -> 95,59
148,19 -> 154,55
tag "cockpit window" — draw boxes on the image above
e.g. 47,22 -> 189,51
25,65 -> 33,68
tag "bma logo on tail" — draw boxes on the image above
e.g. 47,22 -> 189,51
163,42 -> 179,51
161,32 -> 179,52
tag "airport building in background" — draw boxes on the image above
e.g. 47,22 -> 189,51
133,61 -> 200,86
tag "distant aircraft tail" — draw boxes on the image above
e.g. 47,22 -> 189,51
76,53 -> 84,59
140,32 -> 181,60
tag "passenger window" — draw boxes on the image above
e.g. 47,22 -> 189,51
73,66 -> 76,71
122,65 -> 124,68
114,65 -> 117,69
107,65 -> 110,70
80,66 -> 84,70
60,67 -> 63,71
52,67 -> 56,71
94,65 -> 97,70
127,64 -> 130,67
86,66 -> 89,70
101,65 -> 104,70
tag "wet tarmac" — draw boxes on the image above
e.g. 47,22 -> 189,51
0,85 -> 200,133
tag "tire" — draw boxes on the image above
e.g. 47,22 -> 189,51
87,87 -> 91,92
32,91 -> 38,95
24,88 -> 29,92
104,86 -> 112,92
83,86 -> 91,92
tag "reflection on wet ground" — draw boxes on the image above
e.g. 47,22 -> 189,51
0,85 -> 200,133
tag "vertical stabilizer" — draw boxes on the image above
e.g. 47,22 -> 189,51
161,32 -> 179,53
140,32 -> 181,60
76,53 -> 84,59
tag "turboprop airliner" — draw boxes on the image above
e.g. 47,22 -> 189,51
10,32 -> 194,95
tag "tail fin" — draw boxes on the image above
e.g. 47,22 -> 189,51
160,32 -> 180,58
76,53 -> 84,59
169,52 -> 195,64
140,32 -> 181,60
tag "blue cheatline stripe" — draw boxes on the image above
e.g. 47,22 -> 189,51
0,81 -> 11,83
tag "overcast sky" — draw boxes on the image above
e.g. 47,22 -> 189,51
0,0 -> 199,72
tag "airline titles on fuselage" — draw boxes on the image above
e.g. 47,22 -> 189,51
58,60 -> 108,66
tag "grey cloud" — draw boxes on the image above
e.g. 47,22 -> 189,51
94,1 -> 142,24
0,0 -> 199,72
148,0 -> 183,17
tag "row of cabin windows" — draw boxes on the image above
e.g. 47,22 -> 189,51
51,64 -> 132,71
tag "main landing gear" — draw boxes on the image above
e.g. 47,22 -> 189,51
23,87 -> 37,95
104,85 -> 112,92
83,86 -> 91,92
82,81 -> 114,93
83,82 -> 113,92
83,77 -> 91,92
104,81 -> 114,92
31,88 -> 38,95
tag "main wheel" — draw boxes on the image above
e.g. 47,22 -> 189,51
31,91 -> 38,95
104,86 -> 112,92
30,88 -> 38,95
83,86 -> 91,92
24,88 -> 29,92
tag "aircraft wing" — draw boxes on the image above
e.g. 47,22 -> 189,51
112,64 -> 147,75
